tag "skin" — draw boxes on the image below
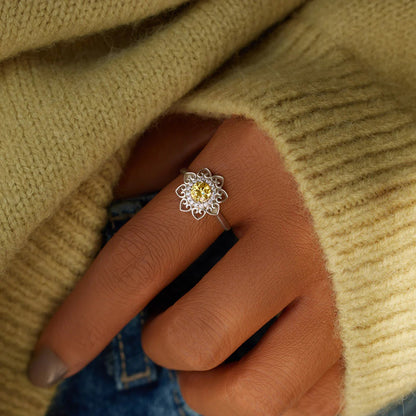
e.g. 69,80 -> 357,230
35,114 -> 345,415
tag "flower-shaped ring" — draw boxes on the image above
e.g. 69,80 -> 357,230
175,167 -> 230,231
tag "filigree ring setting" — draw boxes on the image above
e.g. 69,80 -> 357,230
175,168 -> 230,231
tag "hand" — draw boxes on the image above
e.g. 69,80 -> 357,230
30,114 -> 344,416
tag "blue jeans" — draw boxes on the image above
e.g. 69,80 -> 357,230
47,193 -> 416,416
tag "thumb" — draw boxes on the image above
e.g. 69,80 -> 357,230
114,113 -> 223,199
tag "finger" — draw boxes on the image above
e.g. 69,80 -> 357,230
283,359 -> 345,416
29,116 -> 253,386
141,233 -> 303,371
141,151 -> 328,373
32,176 -> 223,380
177,279 -> 342,416
114,113 -> 222,198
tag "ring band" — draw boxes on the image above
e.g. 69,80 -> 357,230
175,167 -> 231,231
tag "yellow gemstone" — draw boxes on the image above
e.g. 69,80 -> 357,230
190,181 -> 212,202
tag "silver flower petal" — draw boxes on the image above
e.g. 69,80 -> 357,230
197,168 -> 212,178
215,188 -> 228,203
175,183 -> 187,197
179,199 -> 191,212
192,209 -> 206,220
184,172 -> 196,183
206,202 -> 220,216
211,175 -> 224,188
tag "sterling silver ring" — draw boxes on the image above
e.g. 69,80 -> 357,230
175,167 -> 231,231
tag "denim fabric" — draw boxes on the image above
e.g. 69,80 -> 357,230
47,193 -> 416,416
376,393 -> 416,416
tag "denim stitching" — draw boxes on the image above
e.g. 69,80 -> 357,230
168,370 -> 186,416
116,333 -> 152,386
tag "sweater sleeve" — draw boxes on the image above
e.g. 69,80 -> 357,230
0,0 -> 190,61
169,1 -> 416,415
0,1 -> 305,416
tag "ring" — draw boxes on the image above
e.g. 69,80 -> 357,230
175,167 -> 231,231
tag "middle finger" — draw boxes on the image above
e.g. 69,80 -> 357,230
177,278 -> 343,416
141,232 -> 303,371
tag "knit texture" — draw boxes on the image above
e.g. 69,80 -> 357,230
0,0 -> 190,61
172,2 -> 416,415
0,1 -> 304,415
0,1 -> 415,416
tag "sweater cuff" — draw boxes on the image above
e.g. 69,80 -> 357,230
169,14 -> 416,416
0,144 -> 131,416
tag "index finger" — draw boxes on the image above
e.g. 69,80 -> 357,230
29,178 -> 224,387
27,117 -> 255,388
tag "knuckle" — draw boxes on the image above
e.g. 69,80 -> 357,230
323,402 -> 344,416
285,395 -> 343,416
165,303 -> 232,370
225,367 -> 285,416
225,361 -> 307,416
275,362 -> 306,408
98,221 -> 166,299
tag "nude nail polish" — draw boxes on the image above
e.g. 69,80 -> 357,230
28,347 -> 68,388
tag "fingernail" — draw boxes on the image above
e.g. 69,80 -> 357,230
28,347 -> 68,388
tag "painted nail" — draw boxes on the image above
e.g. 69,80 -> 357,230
28,347 -> 68,388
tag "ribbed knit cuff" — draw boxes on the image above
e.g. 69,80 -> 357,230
170,15 -> 416,416
0,145 -> 131,416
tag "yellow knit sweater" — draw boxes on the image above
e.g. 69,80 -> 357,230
1,1 -> 415,415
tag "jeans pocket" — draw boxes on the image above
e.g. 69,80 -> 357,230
111,312 -> 158,391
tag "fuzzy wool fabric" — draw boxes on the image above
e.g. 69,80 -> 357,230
0,1 -> 415,416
